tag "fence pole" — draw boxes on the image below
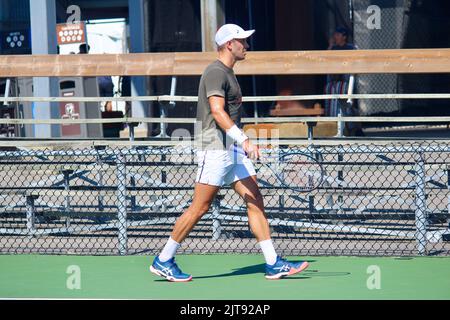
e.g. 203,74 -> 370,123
337,152 -> 344,210
212,195 -> 222,240
26,195 -> 36,236
116,154 -> 128,255
447,167 -> 450,232
336,106 -> 344,138
62,170 -> 73,230
94,146 -> 105,212
161,153 -> 168,212
414,152 -> 427,255
157,76 -> 177,138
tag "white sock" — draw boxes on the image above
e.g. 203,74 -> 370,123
258,239 -> 278,265
159,237 -> 180,262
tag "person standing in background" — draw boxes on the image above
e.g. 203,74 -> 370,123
101,101 -> 124,138
325,27 -> 364,136
78,43 -> 115,99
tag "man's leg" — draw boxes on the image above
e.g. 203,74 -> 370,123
150,182 -> 219,282
232,176 -> 277,265
171,183 -> 220,243
232,175 -> 309,279
232,175 -> 270,241
159,182 -> 220,261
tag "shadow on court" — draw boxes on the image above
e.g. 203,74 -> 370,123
193,263 -> 271,279
288,269 -> 351,279
153,259 -> 350,281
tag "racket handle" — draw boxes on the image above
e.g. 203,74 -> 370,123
233,145 -> 262,162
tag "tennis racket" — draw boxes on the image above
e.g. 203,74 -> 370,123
235,146 -> 324,193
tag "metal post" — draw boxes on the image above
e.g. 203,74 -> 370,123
308,195 -> 315,218
128,0 -> 150,135
279,194 -> 285,211
157,76 -> 177,138
129,177 -> 137,211
94,146 -> 106,212
98,169 -> 105,212
344,75 -> 356,137
447,168 -> 450,231
336,75 -> 355,137
307,122 -> 316,141
212,196 -> 222,240
3,79 -> 10,106
129,123 -> 135,142
127,125 -> 137,212
97,168 -> 105,212
336,106 -> 344,138
62,170 -> 73,230
26,195 -> 36,235
414,152 -> 427,255
308,146 -> 322,219
248,0 -> 258,123
278,149 -> 285,210
116,154 -> 128,255
169,76 -> 177,108
346,75 -> 355,105
30,0 -> 59,138
161,153 -> 167,212
322,149 -> 334,209
131,147 -> 147,212
337,152 -> 344,208
200,0 -> 225,52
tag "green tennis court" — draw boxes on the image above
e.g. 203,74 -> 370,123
1,254 -> 449,299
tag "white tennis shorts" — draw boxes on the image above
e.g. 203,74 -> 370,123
195,146 -> 256,187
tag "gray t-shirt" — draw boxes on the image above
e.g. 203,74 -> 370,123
196,60 -> 243,150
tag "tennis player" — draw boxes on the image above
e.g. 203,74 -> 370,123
150,24 -> 309,282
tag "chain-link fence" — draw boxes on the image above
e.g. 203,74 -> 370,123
353,0 -> 410,115
0,140 -> 449,256
352,0 -> 450,117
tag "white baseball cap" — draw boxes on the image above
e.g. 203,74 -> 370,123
215,24 -> 255,46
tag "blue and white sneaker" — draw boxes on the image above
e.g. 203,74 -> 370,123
150,256 -> 192,282
265,256 -> 309,280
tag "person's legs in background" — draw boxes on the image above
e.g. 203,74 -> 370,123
324,81 -> 334,116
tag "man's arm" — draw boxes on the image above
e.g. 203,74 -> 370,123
209,96 -> 235,130
209,96 -> 260,160
327,36 -> 335,50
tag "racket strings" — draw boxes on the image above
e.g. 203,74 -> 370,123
278,155 -> 323,191
257,152 -> 324,192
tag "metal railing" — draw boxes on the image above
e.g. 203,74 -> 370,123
1,93 -> 450,139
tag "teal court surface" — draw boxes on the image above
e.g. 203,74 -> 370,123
0,254 -> 449,299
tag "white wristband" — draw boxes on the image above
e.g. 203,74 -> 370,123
226,125 -> 248,145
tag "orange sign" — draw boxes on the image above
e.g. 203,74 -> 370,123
56,22 -> 86,45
